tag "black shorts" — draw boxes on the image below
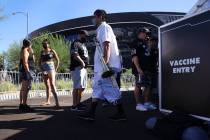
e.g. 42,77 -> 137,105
134,72 -> 156,88
19,70 -> 34,81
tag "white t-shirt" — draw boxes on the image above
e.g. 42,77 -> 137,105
94,22 -> 122,73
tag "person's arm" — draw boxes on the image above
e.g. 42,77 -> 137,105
39,51 -> 43,71
30,48 -> 35,62
103,41 -> 110,64
73,53 -> 85,68
131,46 -> 144,76
132,56 -> 144,76
22,49 -> 30,72
100,25 -> 112,64
52,49 -> 60,71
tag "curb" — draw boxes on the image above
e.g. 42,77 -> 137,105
0,88 -> 134,101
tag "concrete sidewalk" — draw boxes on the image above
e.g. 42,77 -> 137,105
0,92 -> 160,140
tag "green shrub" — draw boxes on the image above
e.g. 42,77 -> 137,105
0,81 -> 19,92
31,82 -> 46,90
56,80 -> 71,90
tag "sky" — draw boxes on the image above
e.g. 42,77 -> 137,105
0,0 -> 198,52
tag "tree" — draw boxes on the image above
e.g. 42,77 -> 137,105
4,41 -> 21,70
0,53 -> 5,70
32,33 -> 71,73
5,33 -> 71,72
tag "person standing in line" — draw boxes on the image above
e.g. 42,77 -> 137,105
19,39 -> 35,112
39,39 -> 60,108
131,28 -> 158,111
79,9 -> 126,121
70,30 -> 89,111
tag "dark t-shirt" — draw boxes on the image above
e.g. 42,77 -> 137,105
70,40 -> 89,71
131,39 -> 158,74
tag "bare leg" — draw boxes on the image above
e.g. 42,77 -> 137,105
77,88 -> 85,105
144,87 -> 151,103
43,75 -> 51,105
21,80 -> 30,105
20,87 -> 24,104
48,71 -> 59,107
134,85 -> 142,105
72,89 -> 78,106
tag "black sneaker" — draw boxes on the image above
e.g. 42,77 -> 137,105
109,113 -> 127,122
21,104 -> 34,112
71,106 -> 85,112
19,104 -> 24,110
78,103 -> 87,110
78,112 -> 95,121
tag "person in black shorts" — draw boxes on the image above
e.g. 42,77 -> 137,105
19,39 -> 35,112
130,28 -> 158,111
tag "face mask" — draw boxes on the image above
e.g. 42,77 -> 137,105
43,45 -> 48,49
92,18 -> 97,26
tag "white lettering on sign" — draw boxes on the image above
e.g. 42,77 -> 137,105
169,57 -> 200,74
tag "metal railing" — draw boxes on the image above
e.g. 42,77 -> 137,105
0,71 -> 135,94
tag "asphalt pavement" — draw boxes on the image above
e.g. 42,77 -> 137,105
0,91 -> 161,140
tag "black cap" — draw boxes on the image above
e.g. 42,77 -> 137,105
79,30 -> 89,36
138,27 -> 150,34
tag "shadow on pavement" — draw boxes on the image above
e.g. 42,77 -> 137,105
0,92 -> 161,140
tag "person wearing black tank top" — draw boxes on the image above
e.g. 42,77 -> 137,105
39,39 -> 60,108
19,39 -> 35,112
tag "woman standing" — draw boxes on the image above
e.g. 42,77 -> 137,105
19,39 -> 35,112
39,39 -> 60,107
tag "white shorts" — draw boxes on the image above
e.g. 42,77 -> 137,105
71,67 -> 87,89
92,72 -> 121,104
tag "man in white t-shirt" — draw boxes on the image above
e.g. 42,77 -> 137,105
79,9 -> 126,121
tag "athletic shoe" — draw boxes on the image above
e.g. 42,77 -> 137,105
19,104 -> 24,110
78,112 -> 95,121
78,103 -> 87,109
71,106 -> 85,112
144,102 -> 157,110
136,104 -> 148,111
109,113 -> 127,121
19,104 -> 34,112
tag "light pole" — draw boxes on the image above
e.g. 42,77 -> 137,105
12,12 -> 29,38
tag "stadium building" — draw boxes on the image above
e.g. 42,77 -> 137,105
29,12 -> 185,69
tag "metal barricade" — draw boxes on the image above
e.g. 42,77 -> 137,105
0,71 -> 135,94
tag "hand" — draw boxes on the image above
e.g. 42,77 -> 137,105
26,71 -> 33,80
137,68 -> 144,76
55,67 -> 59,72
103,56 -> 108,65
81,62 -> 85,68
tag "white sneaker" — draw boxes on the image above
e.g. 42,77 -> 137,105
144,102 -> 157,110
136,104 -> 148,111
